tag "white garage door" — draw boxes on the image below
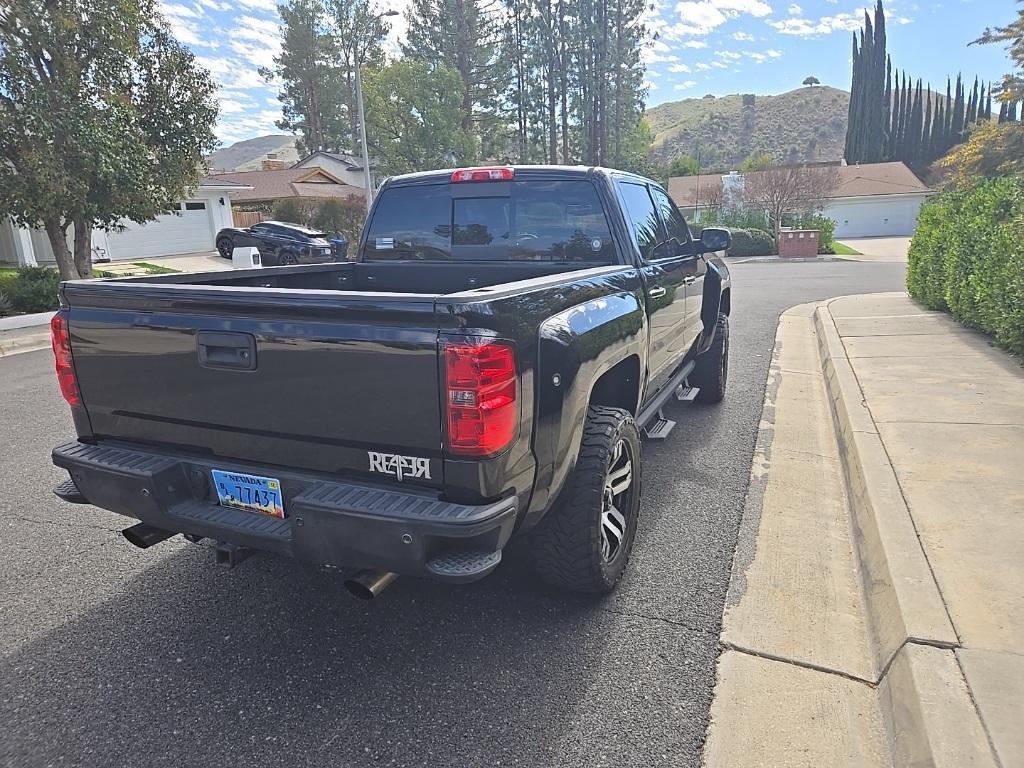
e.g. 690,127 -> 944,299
106,201 -> 214,260
826,196 -> 926,238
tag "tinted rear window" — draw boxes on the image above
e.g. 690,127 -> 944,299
362,180 -> 616,263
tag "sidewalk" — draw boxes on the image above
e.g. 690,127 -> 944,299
705,293 -> 1022,767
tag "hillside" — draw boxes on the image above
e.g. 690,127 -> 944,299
208,134 -> 300,172
646,86 -> 850,170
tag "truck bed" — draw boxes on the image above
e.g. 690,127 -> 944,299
129,260 -> 603,297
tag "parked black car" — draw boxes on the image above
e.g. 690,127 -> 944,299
50,166 -> 732,597
215,220 -> 335,265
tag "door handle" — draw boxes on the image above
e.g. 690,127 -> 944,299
648,286 -> 667,299
682,276 -> 696,285
197,331 -> 257,371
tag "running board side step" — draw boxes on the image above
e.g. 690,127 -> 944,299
637,360 -> 697,441
643,410 -> 676,440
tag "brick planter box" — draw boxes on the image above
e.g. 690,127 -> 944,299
778,229 -> 820,258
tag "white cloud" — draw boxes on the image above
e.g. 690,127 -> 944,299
669,63 -> 692,72
235,0 -> 279,11
768,8 -> 869,36
787,3 -> 802,13
681,39 -> 709,48
696,62 -> 713,70
642,38 -> 681,64
744,49 -> 781,62
669,0 -> 772,36
716,50 -> 742,60
644,80 -> 660,90
732,30 -> 754,40
235,15 -> 281,41
648,69 -> 664,77
674,80 -> 698,90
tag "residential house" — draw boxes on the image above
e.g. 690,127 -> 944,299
0,178 -> 252,266
667,161 -> 933,238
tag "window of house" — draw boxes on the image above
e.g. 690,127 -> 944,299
184,201 -> 207,211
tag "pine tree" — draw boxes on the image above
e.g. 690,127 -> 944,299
402,0 -> 508,152
261,0 -> 346,153
998,100 -> 1009,123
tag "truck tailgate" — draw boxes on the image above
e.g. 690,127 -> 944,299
64,283 -> 445,488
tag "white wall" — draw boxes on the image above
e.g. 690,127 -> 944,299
825,194 -> 928,238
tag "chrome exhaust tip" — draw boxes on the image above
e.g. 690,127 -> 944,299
122,523 -> 176,549
343,570 -> 398,600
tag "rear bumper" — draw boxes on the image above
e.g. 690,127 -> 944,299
52,440 -> 516,583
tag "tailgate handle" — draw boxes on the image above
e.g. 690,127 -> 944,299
197,331 -> 257,371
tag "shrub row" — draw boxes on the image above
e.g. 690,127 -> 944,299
725,228 -> 775,257
0,266 -> 61,315
907,176 -> 1024,357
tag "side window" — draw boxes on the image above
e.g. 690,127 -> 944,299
650,187 -> 691,246
618,182 -> 665,261
250,223 -> 269,235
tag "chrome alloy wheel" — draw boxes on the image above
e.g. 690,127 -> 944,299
600,438 -> 634,562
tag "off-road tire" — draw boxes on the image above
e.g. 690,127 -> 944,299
691,312 -> 729,404
530,405 -> 642,593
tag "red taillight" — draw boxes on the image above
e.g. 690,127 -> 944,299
450,166 -> 515,183
444,340 -> 517,456
50,311 -> 81,406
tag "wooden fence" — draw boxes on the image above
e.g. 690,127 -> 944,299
232,210 -> 271,228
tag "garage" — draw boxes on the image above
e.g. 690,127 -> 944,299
824,194 -> 928,238
0,179 -> 250,267
105,201 -> 215,260
667,161 -> 933,239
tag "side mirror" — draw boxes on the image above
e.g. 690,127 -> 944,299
698,227 -> 731,254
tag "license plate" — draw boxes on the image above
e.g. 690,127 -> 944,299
211,470 -> 284,519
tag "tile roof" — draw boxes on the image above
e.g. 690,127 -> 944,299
203,167 -> 366,202
667,161 -> 932,208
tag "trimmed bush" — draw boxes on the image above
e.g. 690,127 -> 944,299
5,266 -> 61,313
791,213 -> 836,253
907,176 -> 1024,357
726,227 -> 775,257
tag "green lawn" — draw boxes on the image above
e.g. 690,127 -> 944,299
133,262 -> 181,274
832,241 -> 862,256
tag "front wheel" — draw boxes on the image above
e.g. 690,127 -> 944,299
216,238 -> 233,259
692,312 -> 729,404
530,405 -> 642,593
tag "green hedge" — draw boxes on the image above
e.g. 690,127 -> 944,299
726,228 -> 775,257
907,176 -> 1024,357
0,266 -> 61,314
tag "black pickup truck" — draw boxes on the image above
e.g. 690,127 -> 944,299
50,166 -> 731,597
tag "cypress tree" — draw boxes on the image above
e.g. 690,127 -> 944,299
984,86 -> 992,120
921,86 -> 932,164
952,73 -> 965,143
943,78 -> 953,151
864,0 -> 886,162
967,76 -> 979,124
898,71 -> 910,157
931,99 -> 944,159
907,79 -> 923,164
845,32 -> 860,161
883,54 -> 893,158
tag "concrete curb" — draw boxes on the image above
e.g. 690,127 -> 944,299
0,310 -> 55,331
0,330 -> 50,357
813,300 -> 996,768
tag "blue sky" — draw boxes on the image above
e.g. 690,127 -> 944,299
157,0 -> 1018,146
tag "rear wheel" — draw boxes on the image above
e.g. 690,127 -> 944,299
216,238 -> 232,259
278,250 -> 298,266
692,312 -> 729,404
530,405 -> 642,593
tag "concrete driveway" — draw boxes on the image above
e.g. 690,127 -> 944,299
838,236 -> 911,262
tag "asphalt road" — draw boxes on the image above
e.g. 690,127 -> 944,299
0,260 -> 906,768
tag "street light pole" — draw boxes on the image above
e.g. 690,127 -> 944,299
354,58 -> 373,211
354,8 -> 398,213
